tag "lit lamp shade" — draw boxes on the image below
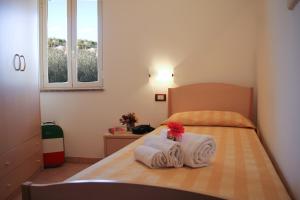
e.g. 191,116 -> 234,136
149,69 -> 174,82
156,69 -> 174,82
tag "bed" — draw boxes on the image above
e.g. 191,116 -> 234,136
22,83 -> 290,200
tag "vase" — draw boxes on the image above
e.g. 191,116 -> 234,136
126,123 -> 135,132
167,129 -> 182,141
167,130 -> 175,140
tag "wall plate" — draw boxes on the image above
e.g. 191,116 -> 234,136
155,94 -> 166,101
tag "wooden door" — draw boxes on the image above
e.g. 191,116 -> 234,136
0,0 -> 40,155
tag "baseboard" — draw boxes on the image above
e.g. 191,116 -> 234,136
259,129 -> 295,200
65,157 -> 101,164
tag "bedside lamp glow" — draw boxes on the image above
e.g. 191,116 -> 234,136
149,69 -> 174,82
148,62 -> 175,91
156,69 -> 174,82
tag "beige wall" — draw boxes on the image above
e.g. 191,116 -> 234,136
40,0 -> 258,158
257,0 -> 300,199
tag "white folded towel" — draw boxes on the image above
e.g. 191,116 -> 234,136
134,145 -> 167,168
144,136 -> 184,168
180,133 -> 216,168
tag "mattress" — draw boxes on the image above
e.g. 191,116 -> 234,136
67,125 -> 290,200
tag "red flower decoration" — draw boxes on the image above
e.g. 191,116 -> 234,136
167,122 -> 184,138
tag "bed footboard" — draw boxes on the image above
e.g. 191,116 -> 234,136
22,180 -> 224,200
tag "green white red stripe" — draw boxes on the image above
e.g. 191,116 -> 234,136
42,123 -> 64,167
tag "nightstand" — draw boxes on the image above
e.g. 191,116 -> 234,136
103,132 -> 143,157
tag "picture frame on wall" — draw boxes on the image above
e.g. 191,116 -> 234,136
288,0 -> 300,10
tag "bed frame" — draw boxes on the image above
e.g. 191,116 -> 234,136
22,83 -> 252,200
22,180 -> 224,200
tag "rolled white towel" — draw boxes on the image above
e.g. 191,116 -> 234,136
181,133 -> 216,168
144,136 -> 184,168
134,145 -> 167,168
159,128 -> 168,138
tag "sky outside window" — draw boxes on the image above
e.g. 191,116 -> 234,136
77,0 -> 98,42
48,0 -> 67,40
48,0 -> 98,42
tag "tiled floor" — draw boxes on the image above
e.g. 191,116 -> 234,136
10,163 -> 91,200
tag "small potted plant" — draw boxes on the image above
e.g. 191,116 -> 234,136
120,112 -> 138,132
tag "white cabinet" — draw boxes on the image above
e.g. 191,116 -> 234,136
0,0 -> 42,199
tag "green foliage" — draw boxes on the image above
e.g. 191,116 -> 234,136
48,38 -> 97,49
48,48 -> 68,83
77,39 -> 97,49
48,38 -> 66,48
77,49 -> 98,82
47,38 -> 98,83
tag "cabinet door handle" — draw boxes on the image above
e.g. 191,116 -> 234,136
13,54 -> 21,71
20,55 -> 26,71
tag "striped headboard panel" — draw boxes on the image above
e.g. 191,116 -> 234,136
168,83 -> 253,120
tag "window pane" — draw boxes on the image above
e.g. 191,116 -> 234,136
47,0 -> 68,83
77,0 -> 98,82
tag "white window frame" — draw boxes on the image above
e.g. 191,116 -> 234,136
39,0 -> 103,90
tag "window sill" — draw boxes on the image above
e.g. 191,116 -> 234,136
40,87 -> 104,92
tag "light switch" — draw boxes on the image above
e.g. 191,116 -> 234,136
155,94 -> 166,101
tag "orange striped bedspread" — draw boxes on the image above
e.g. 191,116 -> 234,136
67,126 -> 290,200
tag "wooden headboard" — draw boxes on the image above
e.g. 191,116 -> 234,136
168,83 -> 253,120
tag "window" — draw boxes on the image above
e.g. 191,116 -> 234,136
40,0 -> 102,90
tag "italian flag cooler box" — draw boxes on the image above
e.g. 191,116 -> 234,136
42,122 -> 65,168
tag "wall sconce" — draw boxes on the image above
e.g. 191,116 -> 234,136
148,62 -> 175,92
148,73 -> 174,78
148,69 -> 174,82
